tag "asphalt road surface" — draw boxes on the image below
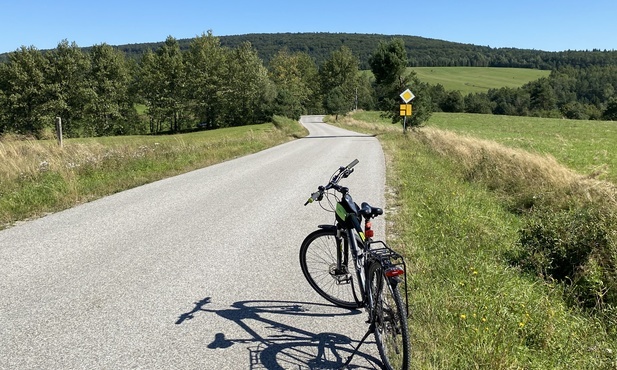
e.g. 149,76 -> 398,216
0,115 -> 387,369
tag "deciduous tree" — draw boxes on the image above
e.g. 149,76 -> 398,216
185,31 -> 227,129
0,46 -> 50,136
44,40 -> 92,136
138,36 -> 186,133
86,43 -> 135,135
269,50 -> 317,119
320,46 -> 360,116
222,42 -> 275,126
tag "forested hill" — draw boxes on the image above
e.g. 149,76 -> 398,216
98,33 -> 617,70
4,32 -> 616,70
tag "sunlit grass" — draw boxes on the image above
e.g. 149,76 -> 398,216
0,116 -> 306,229
410,67 -> 550,95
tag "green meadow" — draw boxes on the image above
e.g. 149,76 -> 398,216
410,67 -> 551,94
428,112 -> 617,183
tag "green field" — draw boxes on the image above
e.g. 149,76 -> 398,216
427,112 -> 617,183
410,67 -> 551,95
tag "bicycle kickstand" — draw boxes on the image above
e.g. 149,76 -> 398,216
339,322 -> 375,370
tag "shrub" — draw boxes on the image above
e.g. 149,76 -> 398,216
517,206 -> 617,312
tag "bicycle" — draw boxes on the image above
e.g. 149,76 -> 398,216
300,159 -> 411,370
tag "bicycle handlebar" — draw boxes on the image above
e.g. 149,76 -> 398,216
304,159 -> 358,206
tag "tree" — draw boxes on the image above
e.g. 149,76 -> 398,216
325,86 -> 348,119
603,98 -> 617,120
488,87 -> 531,116
268,50 -> 314,120
0,46 -> 50,136
221,42 -> 275,126
369,38 -> 432,128
356,72 -> 376,111
138,36 -> 186,133
44,40 -> 93,136
441,90 -> 465,113
320,46 -> 360,116
86,43 -> 135,136
295,52 -> 323,114
464,93 -> 494,114
185,31 -> 227,129
527,77 -> 557,112
369,38 -> 407,86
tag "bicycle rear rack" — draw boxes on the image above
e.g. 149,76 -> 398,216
341,241 -> 410,369
367,240 -> 409,318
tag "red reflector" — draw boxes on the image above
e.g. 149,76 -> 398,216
385,267 -> 405,277
366,230 -> 374,238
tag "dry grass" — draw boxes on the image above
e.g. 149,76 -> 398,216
415,127 -> 617,211
0,136 -> 105,184
0,118 -> 305,229
331,114 -> 402,133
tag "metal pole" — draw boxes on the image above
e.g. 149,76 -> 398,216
55,117 -> 63,147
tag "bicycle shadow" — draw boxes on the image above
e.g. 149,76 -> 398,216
176,298 -> 383,370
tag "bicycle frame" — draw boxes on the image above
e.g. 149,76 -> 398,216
331,217 -> 409,316
342,223 -> 368,305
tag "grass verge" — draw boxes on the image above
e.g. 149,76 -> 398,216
329,112 -> 617,369
0,115 -> 307,229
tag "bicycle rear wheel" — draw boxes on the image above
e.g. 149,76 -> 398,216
299,229 -> 362,309
368,261 -> 410,370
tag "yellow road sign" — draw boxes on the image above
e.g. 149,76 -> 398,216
400,89 -> 415,103
399,104 -> 412,116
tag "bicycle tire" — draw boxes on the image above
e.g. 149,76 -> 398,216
368,260 -> 411,370
299,228 -> 362,309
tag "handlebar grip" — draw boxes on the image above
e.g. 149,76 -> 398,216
347,159 -> 359,169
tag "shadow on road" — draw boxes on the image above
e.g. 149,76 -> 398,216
176,298 -> 383,369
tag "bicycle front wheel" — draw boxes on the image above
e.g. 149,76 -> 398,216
368,261 -> 411,370
299,229 -> 362,309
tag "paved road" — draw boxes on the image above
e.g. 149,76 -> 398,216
0,116 -> 386,369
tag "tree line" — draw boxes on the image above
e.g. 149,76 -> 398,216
0,32 -> 407,137
1,32 -> 616,138
430,65 -> 617,121
81,33 -> 617,71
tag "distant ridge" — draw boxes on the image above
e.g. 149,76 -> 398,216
2,32 -> 617,69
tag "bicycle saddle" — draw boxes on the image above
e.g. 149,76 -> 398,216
360,202 -> 383,218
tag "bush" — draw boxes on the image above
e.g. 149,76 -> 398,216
516,206 -> 617,312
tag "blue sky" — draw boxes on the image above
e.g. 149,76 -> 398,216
1,0 -> 616,54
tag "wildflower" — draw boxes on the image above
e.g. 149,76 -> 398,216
482,317 -> 487,322
519,322 -> 525,328
460,314 -> 467,320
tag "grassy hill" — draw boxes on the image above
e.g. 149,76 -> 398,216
411,67 -> 551,95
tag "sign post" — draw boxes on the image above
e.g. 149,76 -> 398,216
399,89 -> 415,132
55,117 -> 63,147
